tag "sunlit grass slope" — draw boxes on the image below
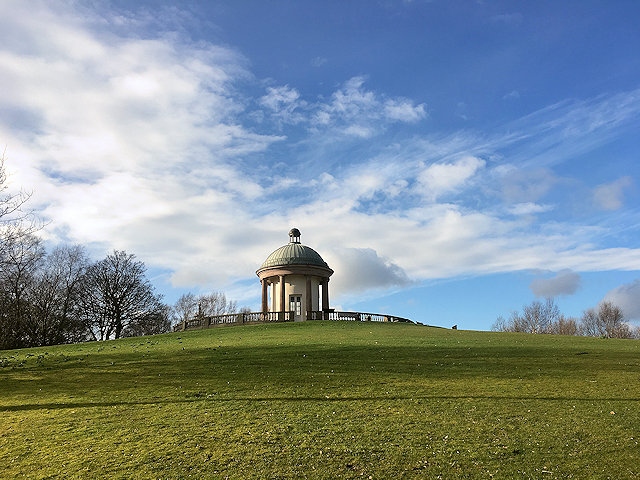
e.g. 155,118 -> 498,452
1,321 -> 639,479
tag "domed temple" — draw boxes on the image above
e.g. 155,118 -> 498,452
257,228 -> 333,321
176,228 -> 413,331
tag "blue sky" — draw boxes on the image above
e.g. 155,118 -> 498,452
2,0 -> 640,330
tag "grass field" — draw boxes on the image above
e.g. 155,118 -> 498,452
1,321 -> 639,479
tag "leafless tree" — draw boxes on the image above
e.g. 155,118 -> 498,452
491,314 -> 510,332
0,154 -> 87,348
170,292 -> 198,328
0,234 -> 45,349
492,298 -> 561,334
197,291 -> 237,317
0,152 -> 32,224
579,301 -> 632,338
80,250 -> 166,340
24,245 -> 90,346
0,152 -> 39,262
123,304 -> 171,337
170,290 -> 239,329
0,155 -> 172,347
548,315 -> 579,335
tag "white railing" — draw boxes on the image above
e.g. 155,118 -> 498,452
308,311 -> 413,323
176,310 -> 412,331
177,311 -> 292,331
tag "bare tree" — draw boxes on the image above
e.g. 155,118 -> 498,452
170,290 -> 239,329
0,152 -> 32,225
579,301 -> 632,338
80,250 -> 166,340
0,152 -> 45,349
25,245 -> 90,346
170,292 -> 198,328
492,298 -> 561,334
0,234 -> 45,349
491,314 -> 510,332
197,291 -> 237,317
523,298 -> 560,333
548,316 -> 579,336
0,152 -> 39,264
123,304 -> 171,337
583,303 -> 606,337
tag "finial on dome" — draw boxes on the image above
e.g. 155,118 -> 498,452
289,228 -> 301,243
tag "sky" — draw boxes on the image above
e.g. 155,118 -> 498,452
1,0 -> 640,330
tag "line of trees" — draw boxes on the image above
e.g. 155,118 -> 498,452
0,233 -> 242,350
492,297 -> 639,339
0,154 -> 241,350
0,235 -> 243,349
0,238 -> 171,349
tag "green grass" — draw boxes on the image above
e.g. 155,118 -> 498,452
1,321 -> 639,479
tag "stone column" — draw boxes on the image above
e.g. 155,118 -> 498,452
261,278 -> 268,313
305,275 -> 312,320
321,277 -> 330,313
279,275 -> 286,313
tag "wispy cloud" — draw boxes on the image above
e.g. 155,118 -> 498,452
259,85 -> 305,125
507,202 -> 553,216
593,176 -> 633,211
417,156 -> 485,201
497,167 -> 558,203
500,90 -> 640,169
257,76 -> 426,137
310,76 -> 427,136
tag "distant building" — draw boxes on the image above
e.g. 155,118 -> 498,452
256,228 -> 333,321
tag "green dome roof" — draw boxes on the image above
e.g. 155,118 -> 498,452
260,242 -> 329,269
258,229 -> 331,271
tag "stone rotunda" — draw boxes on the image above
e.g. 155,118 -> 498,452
257,228 -> 333,321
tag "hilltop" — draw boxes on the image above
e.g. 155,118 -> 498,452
1,321 -> 638,478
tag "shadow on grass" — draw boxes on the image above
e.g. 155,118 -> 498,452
3,393 -> 638,412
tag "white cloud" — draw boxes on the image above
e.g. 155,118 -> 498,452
604,279 -> 640,322
343,125 -> 376,139
327,247 -> 412,297
329,76 -> 376,116
384,98 -> 427,122
593,176 -> 633,210
508,202 -> 553,216
261,85 -> 301,111
498,167 -> 557,203
309,76 -> 427,135
259,85 -> 305,124
417,156 -> 485,201
255,77 -> 426,138
529,269 -> 581,297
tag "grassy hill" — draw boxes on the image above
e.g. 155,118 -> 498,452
1,321 -> 638,479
